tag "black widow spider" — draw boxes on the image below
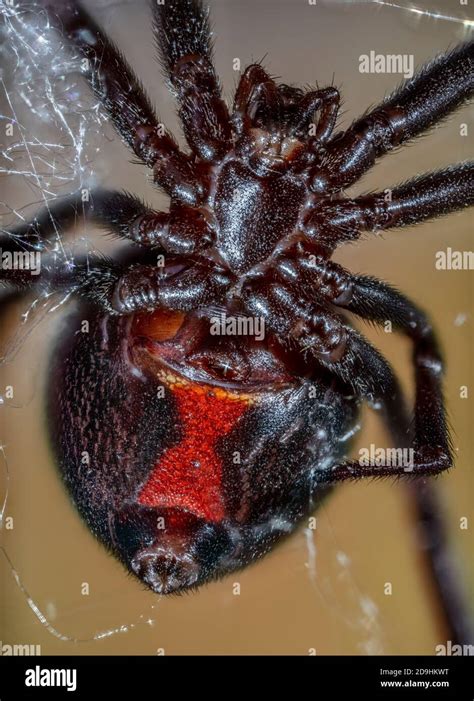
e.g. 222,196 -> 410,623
0,0 -> 473,643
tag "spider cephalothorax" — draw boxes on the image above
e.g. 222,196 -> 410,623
1,0 -> 473,605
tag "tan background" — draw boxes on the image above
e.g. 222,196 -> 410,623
0,0 -> 472,654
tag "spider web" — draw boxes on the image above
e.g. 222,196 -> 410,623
0,0 -> 471,654
0,1 -> 114,365
0,0 -> 165,645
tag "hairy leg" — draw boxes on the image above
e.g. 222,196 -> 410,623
293,261 -> 471,644
303,163 -> 474,246
232,64 -> 282,134
153,0 -> 231,161
1,252 -> 231,315
0,187 -> 219,264
242,257 -> 450,476
408,481 -> 474,646
316,283 -> 451,479
308,41 -> 474,193
300,87 -> 340,143
41,0 -> 202,203
0,190 -> 167,253
232,65 -> 340,143
240,276 -> 403,402
329,271 -> 471,644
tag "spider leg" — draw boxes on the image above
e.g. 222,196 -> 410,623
303,163 -> 474,247
153,0 -> 231,161
107,258 -> 231,314
42,0 -> 202,204
1,189 -> 216,259
408,480 -> 474,646
292,263 -> 471,645
1,253 -> 231,315
299,87 -> 340,143
308,41 -> 474,193
1,190 -> 167,254
232,64 -> 282,134
276,86 -> 340,141
232,66 -> 340,144
240,277 -> 404,402
311,276 -> 452,480
268,260 -> 471,646
242,268 -> 451,476
272,248 -> 435,344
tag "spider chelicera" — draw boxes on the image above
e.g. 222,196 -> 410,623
1,0 -> 473,634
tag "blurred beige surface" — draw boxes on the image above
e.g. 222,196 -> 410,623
0,0 -> 472,654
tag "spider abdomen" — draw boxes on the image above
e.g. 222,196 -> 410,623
48,306 -> 358,593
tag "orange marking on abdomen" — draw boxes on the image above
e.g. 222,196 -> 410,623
138,383 -> 249,522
